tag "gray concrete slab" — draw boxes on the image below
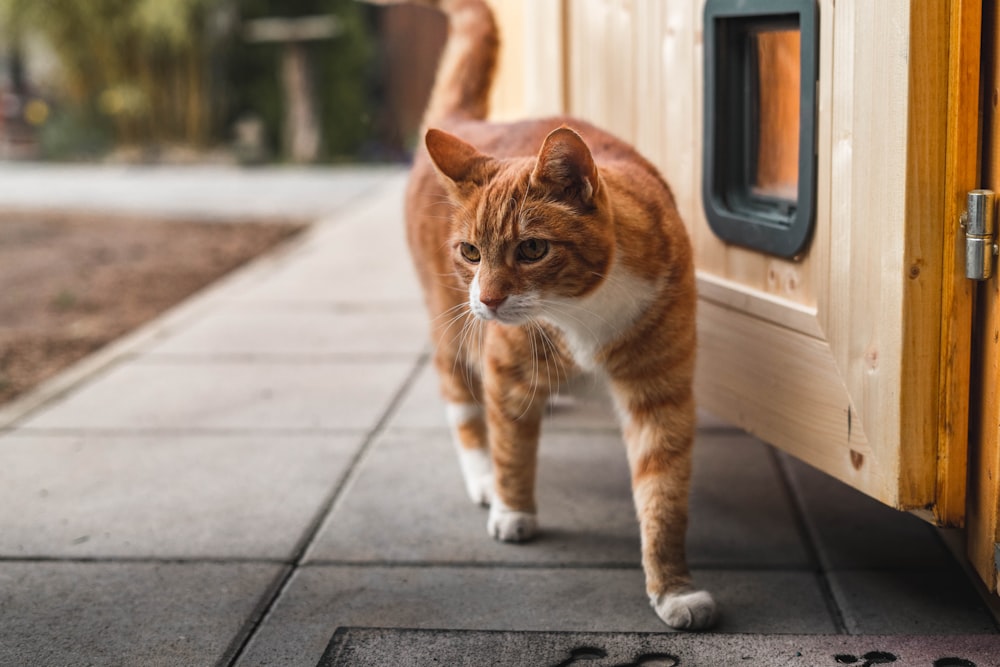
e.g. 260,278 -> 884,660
318,628 -> 1000,667
306,430 -> 809,568
145,304 -> 428,359
230,174 -> 423,306
233,566 -> 835,667
17,357 -> 418,432
232,255 -> 425,306
688,434 -> 812,568
829,568 -> 999,635
305,430 -> 640,565
781,454 -> 954,570
0,433 -> 362,559
0,560 -> 286,667
0,163 -> 401,221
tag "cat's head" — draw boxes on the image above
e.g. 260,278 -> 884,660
425,126 -> 614,325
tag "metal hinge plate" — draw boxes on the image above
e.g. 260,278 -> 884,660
962,189 -> 998,281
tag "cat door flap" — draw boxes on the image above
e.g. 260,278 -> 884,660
702,0 -> 818,259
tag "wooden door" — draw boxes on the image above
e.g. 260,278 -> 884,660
969,0 -> 1000,595
488,0 -> 979,527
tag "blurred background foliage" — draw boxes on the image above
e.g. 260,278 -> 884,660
0,0 -> 403,162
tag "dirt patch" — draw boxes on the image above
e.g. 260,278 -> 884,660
0,213 -> 304,405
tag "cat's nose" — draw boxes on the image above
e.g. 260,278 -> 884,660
480,295 -> 507,311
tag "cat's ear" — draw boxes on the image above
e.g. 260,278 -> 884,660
531,126 -> 599,208
425,128 -> 490,187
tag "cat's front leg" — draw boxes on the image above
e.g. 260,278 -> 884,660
482,337 -> 548,542
445,402 -> 493,506
485,406 -> 543,541
614,384 -> 717,631
430,339 -> 495,506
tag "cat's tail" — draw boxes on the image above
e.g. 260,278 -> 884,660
367,0 -> 499,125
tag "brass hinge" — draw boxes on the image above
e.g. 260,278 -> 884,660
962,189 -> 998,281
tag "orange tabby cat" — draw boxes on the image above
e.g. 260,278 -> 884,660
400,0 -> 716,630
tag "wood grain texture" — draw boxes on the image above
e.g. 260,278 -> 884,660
934,0 -> 980,528
695,300 -> 880,492
899,0 -> 950,511
485,0 -> 525,121
486,0 -> 566,120
521,0 -> 566,117
969,0 -> 1000,594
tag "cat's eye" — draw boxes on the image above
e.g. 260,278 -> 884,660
517,239 -> 548,262
459,242 -> 481,263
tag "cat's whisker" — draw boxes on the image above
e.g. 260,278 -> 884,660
421,195 -> 459,211
538,299 -> 605,343
515,179 -> 532,231
431,301 -> 471,322
532,319 -> 566,391
436,307 -> 474,343
529,321 -> 555,404
516,320 -> 541,422
431,280 -> 470,295
454,316 -> 485,396
476,317 -> 486,395
542,297 -> 614,330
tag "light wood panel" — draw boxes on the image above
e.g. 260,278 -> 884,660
566,0 -> 636,140
697,300 -> 878,489
486,0 -> 566,121
520,0 -> 565,117
486,0 -> 526,121
636,0 -> 698,236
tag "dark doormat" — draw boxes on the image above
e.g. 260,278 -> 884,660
318,628 -> 999,667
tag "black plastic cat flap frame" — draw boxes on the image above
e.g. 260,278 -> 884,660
702,0 -> 818,259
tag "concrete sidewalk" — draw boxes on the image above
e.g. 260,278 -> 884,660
0,165 -> 997,666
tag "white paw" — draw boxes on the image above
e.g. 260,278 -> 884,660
457,448 -> 493,506
464,470 -> 494,506
650,589 -> 717,630
487,500 -> 538,542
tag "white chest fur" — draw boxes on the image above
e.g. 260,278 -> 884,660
541,261 -> 656,370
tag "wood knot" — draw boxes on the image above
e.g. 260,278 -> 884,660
850,449 -> 864,470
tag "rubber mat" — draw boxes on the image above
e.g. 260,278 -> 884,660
317,627 -> 999,666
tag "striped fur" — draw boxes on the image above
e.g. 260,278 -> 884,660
403,0 -> 716,630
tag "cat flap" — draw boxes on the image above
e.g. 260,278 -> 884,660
531,126 -> 599,208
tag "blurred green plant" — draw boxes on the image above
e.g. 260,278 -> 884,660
0,0 -> 232,150
0,0 -> 379,161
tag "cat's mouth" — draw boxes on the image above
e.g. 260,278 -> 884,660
469,299 -> 536,325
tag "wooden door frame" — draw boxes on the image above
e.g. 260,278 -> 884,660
970,0 -> 1000,595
